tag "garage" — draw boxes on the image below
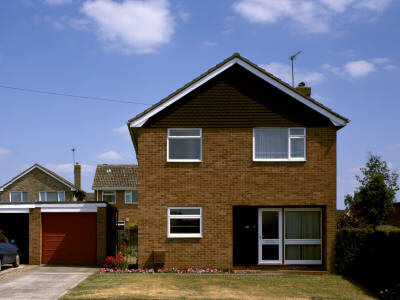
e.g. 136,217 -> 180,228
0,213 -> 29,264
42,213 -> 97,264
0,202 -> 117,266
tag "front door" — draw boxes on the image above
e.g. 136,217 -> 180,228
258,208 -> 282,264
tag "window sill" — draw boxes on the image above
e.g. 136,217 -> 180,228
167,159 -> 202,163
253,159 -> 307,162
167,235 -> 203,238
124,203 -> 138,205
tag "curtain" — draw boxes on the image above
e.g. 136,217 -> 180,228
255,128 -> 288,159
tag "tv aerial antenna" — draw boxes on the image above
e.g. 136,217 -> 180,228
71,148 -> 76,165
289,51 -> 302,88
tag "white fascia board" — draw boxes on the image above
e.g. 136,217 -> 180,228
129,59 -> 237,128
0,165 -> 77,191
95,187 -> 138,191
129,57 -> 347,128
0,203 -> 107,213
235,59 -> 347,127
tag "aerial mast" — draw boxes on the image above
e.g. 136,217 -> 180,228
71,148 -> 76,165
289,51 -> 302,87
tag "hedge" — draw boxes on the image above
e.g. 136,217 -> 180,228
336,225 -> 400,294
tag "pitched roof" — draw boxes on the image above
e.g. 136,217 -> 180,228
92,164 -> 138,190
0,163 -> 84,192
127,53 -> 349,128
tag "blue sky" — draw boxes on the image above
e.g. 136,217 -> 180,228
1,0 -> 399,209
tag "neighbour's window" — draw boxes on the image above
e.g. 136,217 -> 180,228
253,128 -> 305,161
10,191 -> 28,202
167,207 -> 202,238
39,191 -> 65,202
103,191 -> 116,204
125,191 -> 138,204
284,209 -> 322,264
167,129 -> 202,162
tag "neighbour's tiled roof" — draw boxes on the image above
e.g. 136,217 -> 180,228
0,163 -> 84,193
92,164 -> 138,189
127,52 -> 349,126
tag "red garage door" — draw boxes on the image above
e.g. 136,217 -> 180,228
42,213 -> 97,264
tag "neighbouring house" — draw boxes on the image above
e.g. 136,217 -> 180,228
127,53 -> 349,273
92,164 -> 138,229
0,163 -> 86,203
0,163 -> 117,265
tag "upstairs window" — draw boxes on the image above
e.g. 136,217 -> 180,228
103,191 -> 116,204
125,191 -> 138,204
10,191 -> 28,202
253,128 -> 306,161
167,129 -> 202,162
40,191 -> 65,202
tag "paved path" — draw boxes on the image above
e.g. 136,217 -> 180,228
0,265 -> 97,299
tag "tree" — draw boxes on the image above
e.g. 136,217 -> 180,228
345,153 -> 399,226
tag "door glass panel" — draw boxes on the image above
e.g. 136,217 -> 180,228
262,245 -> 279,261
262,211 -> 279,239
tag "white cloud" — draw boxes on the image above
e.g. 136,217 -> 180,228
114,124 -> 131,141
343,60 -> 376,77
81,0 -> 175,54
233,0 -> 392,34
44,163 -> 96,173
0,147 -> 11,159
43,0 -> 71,5
96,150 -> 133,161
260,62 -> 325,86
203,41 -> 218,48
323,57 -> 394,79
70,18 -> 91,30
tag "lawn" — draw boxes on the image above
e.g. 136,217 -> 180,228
61,273 -> 377,299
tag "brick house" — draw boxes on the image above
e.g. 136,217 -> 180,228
0,163 -> 117,265
127,53 -> 349,272
0,163 -> 85,203
92,164 -> 138,229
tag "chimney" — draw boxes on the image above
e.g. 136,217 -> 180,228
74,162 -> 81,190
295,82 -> 311,98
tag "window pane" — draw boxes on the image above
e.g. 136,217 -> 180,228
47,192 -> 58,202
170,208 -> 200,216
125,192 -> 132,203
103,194 -> 115,203
255,128 -> 288,159
290,137 -> 305,158
285,211 -> 321,239
40,192 -> 46,201
262,245 -> 279,260
170,219 -> 200,234
262,211 -> 279,239
290,128 -> 305,136
22,192 -> 28,202
285,245 -> 321,260
169,139 -> 201,160
132,191 -> 138,203
169,129 -> 200,136
59,192 -> 65,202
11,192 -> 21,202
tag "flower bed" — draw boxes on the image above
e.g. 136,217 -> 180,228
97,266 -> 257,274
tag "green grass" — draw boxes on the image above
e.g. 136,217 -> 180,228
61,273 -> 377,299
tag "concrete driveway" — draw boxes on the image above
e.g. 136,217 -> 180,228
0,265 -> 97,299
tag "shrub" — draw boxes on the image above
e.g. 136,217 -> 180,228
105,244 -> 129,270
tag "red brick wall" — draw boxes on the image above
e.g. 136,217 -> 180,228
29,207 -> 42,265
137,127 -> 338,272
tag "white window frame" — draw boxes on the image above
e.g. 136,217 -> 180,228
284,208 -> 322,265
102,191 -> 116,204
258,208 -> 283,264
125,190 -> 138,204
167,207 -> 203,238
253,128 -> 306,162
39,191 -> 65,202
167,128 -> 202,162
10,191 -> 28,202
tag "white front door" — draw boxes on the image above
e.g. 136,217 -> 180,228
258,208 -> 282,264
